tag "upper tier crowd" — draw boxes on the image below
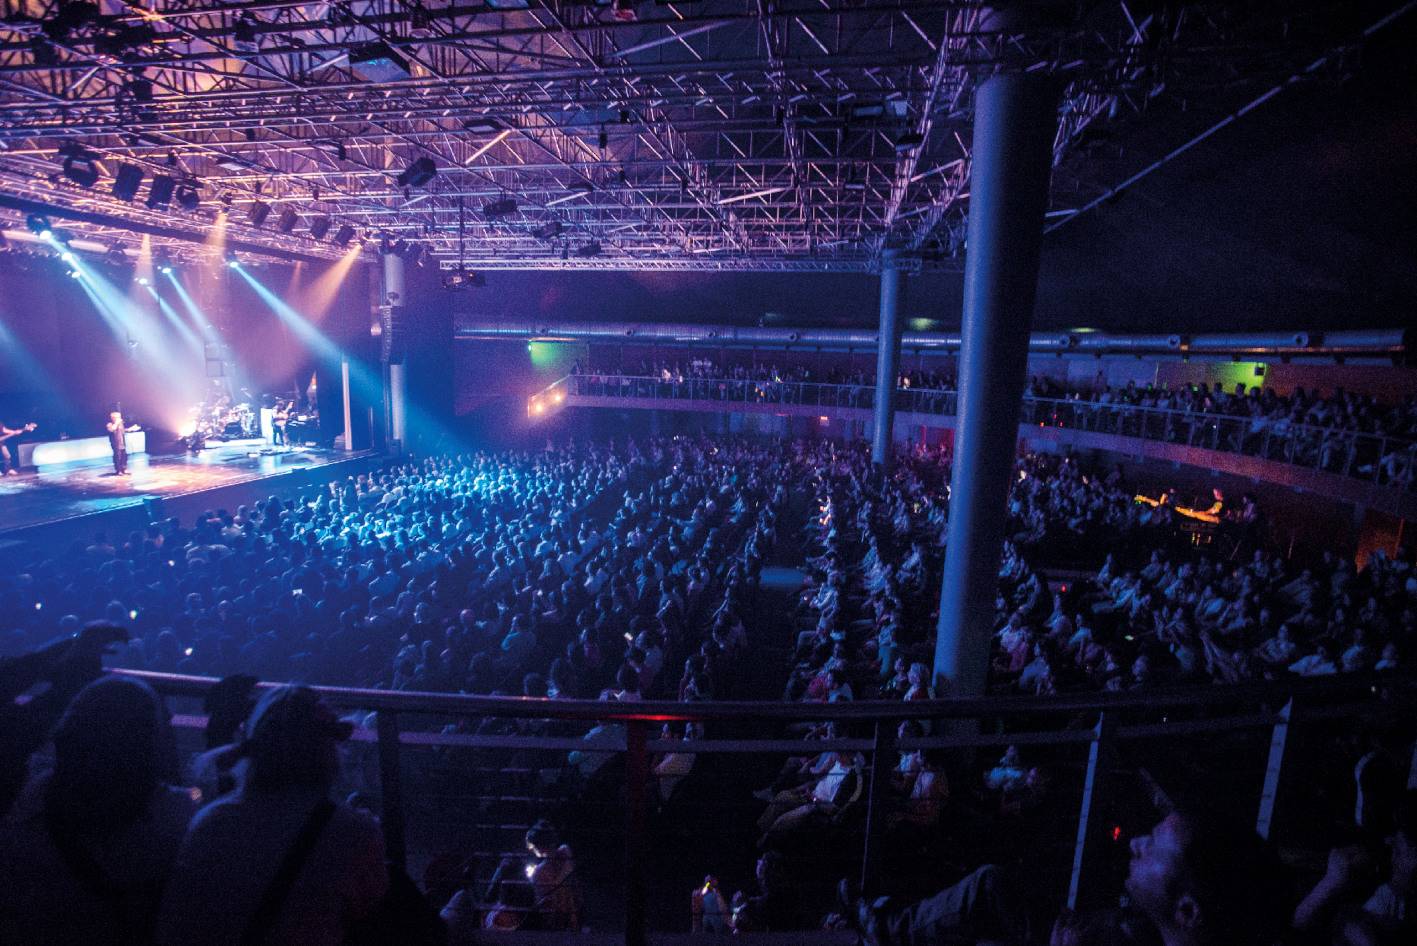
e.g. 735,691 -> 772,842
1,434 -> 1413,944
571,357 -> 1417,486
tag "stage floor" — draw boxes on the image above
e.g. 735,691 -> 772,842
0,444 -> 366,535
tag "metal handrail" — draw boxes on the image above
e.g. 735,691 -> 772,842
562,374 -> 1416,488
120,665 -> 1414,945
114,666 -> 1412,723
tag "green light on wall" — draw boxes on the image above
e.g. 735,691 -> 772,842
527,339 -> 578,369
1212,361 -> 1268,391
908,318 -> 938,332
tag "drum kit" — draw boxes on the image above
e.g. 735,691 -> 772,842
186,398 -> 258,442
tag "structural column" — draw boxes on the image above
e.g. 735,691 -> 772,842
381,251 -> 409,449
933,73 -> 1058,696
871,249 -> 904,466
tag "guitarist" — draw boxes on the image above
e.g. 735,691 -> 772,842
0,421 -> 36,476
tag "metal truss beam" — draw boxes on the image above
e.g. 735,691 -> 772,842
0,0 -> 1397,272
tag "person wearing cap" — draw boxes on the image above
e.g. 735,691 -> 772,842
155,685 -> 387,946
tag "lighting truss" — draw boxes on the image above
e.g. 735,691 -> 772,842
0,1 -> 1404,270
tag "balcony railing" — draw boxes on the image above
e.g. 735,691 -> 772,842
120,667 -> 1416,946
563,374 -> 1416,490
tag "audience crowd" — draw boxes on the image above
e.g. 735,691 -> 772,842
1,429 -> 1413,944
571,357 -> 1417,486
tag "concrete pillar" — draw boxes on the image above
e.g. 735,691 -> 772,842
932,73 -> 1058,697
381,252 -> 408,448
871,250 -> 904,466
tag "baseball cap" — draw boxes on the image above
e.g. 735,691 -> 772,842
242,684 -> 353,754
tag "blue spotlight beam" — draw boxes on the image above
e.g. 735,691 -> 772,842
66,252 -> 206,410
148,286 -> 204,354
231,263 -> 381,395
164,272 -> 220,341
0,314 -> 70,408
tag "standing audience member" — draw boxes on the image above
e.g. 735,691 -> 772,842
155,685 -> 389,946
0,676 -> 196,946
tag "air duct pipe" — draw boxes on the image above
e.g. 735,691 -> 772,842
454,319 -> 1407,358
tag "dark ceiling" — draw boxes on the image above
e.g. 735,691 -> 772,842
437,10 -> 1417,335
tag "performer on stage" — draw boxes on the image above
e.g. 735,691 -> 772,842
0,421 -> 37,476
272,399 -> 289,446
106,410 -> 141,476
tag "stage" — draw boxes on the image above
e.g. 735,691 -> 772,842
0,442 -> 377,539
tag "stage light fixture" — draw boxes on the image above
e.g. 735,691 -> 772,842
29,37 -> 58,67
233,13 -> 258,46
112,163 -> 143,201
333,224 -> 355,246
41,1 -> 99,42
461,117 -> 502,134
59,144 -> 101,189
248,201 -> 271,227
396,157 -> 437,189
534,221 -> 563,240
126,76 -> 154,103
575,241 -> 602,258
315,140 -> 348,161
483,197 -> 518,218
61,251 -> 75,263
68,269 -> 81,279
137,276 -> 149,286
350,41 -> 412,81
441,270 -> 486,290
225,251 -> 240,269
894,131 -> 924,152
276,208 -> 299,234
174,181 -> 200,211
402,243 -> 425,266
26,214 -> 53,239
147,174 -> 175,208
309,215 -> 332,240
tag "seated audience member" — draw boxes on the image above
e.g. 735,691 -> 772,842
731,851 -> 803,932
155,685 -> 389,946
0,675 -> 196,946
756,741 -> 865,848
458,818 -> 581,933
523,819 -> 581,931
1293,789 -> 1417,945
887,747 -> 949,831
846,807 -> 1288,946
651,722 -> 700,804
